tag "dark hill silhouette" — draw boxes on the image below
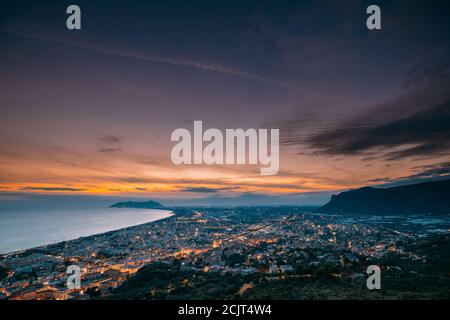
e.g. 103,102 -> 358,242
317,179 -> 450,215
110,200 -> 164,209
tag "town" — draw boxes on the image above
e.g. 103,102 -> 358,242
0,207 -> 449,300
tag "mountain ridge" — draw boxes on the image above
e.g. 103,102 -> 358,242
317,179 -> 450,215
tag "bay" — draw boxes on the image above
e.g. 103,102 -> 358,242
0,207 -> 172,254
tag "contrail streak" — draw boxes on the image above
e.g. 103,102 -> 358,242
1,27 -> 291,89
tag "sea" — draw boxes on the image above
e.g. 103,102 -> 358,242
0,198 -> 173,254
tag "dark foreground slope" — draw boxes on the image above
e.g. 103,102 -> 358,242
317,179 -> 450,215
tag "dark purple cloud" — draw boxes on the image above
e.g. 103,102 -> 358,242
96,135 -> 124,153
180,186 -> 239,193
306,100 -> 450,160
21,186 -> 87,192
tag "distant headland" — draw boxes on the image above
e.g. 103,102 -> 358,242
110,200 -> 165,209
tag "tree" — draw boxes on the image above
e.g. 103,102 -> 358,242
0,266 -> 9,280
85,286 -> 101,297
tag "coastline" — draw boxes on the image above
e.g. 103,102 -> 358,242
1,206 -> 449,300
0,208 -> 179,258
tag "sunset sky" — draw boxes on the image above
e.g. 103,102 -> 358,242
1,0 -> 449,205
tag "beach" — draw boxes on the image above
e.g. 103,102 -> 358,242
0,207 -> 173,254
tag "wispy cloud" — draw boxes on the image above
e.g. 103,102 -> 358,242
404,55 -> 450,87
180,186 -> 239,193
96,134 -> 124,153
0,27 -> 291,89
21,186 -> 87,192
365,161 -> 450,187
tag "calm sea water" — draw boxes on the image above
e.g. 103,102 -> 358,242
0,207 -> 173,254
